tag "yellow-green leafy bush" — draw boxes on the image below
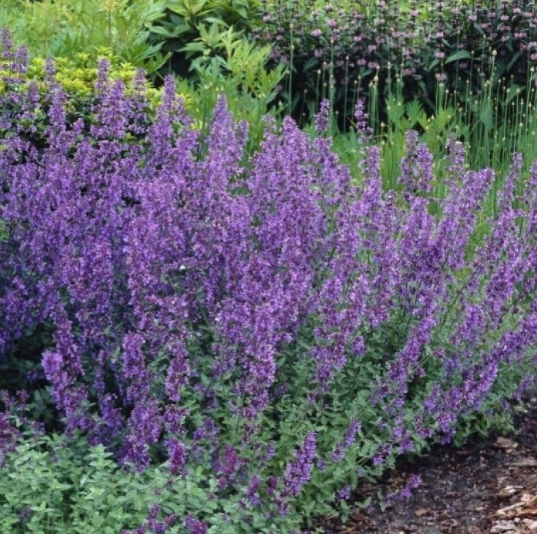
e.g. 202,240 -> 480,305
0,52 -> 193,112
0,0 -> 170,76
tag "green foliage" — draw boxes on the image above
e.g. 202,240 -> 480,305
0,428 -> 307,533
147,0 -> 262,83
176,28 -> 286,149
0,0 -> 170,76
0,431 -> 168,533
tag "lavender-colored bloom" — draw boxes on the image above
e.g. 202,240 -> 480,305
315,99 -> 330,133
122,401 -> 162,469
281,432 -> 317,498
246,474 -> 263,506
0,412 -> 20,462
398,130 -> 434,196
385,474 -> 421,505
162,406 -> 189,434
168,439 -> 187,475
184,516 -> 207,534
332,419 -> 360,462
215,444 -> 245,488
165,341 -> 190,403
354,98 -> 373,143
122,333 -> 151,405
337,485 -> 351,500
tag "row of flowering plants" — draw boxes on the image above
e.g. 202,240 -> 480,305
2,29 -> 537,533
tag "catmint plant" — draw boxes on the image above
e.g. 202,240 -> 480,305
3,29 -> 537,533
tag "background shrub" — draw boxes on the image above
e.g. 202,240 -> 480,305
146,0 -> 263,84
253,0 -> 537,132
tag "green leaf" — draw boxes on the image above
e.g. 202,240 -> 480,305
179,42 -> 207,54
428,58 -> 440,70
479,107 -> 493,131
506,50 -> 521,73
507,84 -> 522,104
92,513 -> 104,528
148,24 -> 189,38
445,49 -> 472,64
31,501 -> 48,513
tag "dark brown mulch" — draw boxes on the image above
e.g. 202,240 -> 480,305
315,398 -> 537,534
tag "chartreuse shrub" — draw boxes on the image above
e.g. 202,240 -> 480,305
0,30 -> 196,155
0,0 -> 170,77
0,53 -> 168,103
4,31 -> 537,534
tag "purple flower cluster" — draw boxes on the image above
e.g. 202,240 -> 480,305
184,516 -> 207,534
276,432 -> 317,514
255,1 -> 537,82
332,419 -> 360,462
121,505 -> 176,534
385,474 -> 422,505
282,432 -> 316,498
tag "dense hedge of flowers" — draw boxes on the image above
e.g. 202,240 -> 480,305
3,29 -> 537,532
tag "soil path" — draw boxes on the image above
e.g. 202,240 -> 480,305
316,398 -> 537,534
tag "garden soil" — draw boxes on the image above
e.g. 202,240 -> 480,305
315,397 -> 537,534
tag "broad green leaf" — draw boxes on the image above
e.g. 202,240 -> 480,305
445,49 -> 472,64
